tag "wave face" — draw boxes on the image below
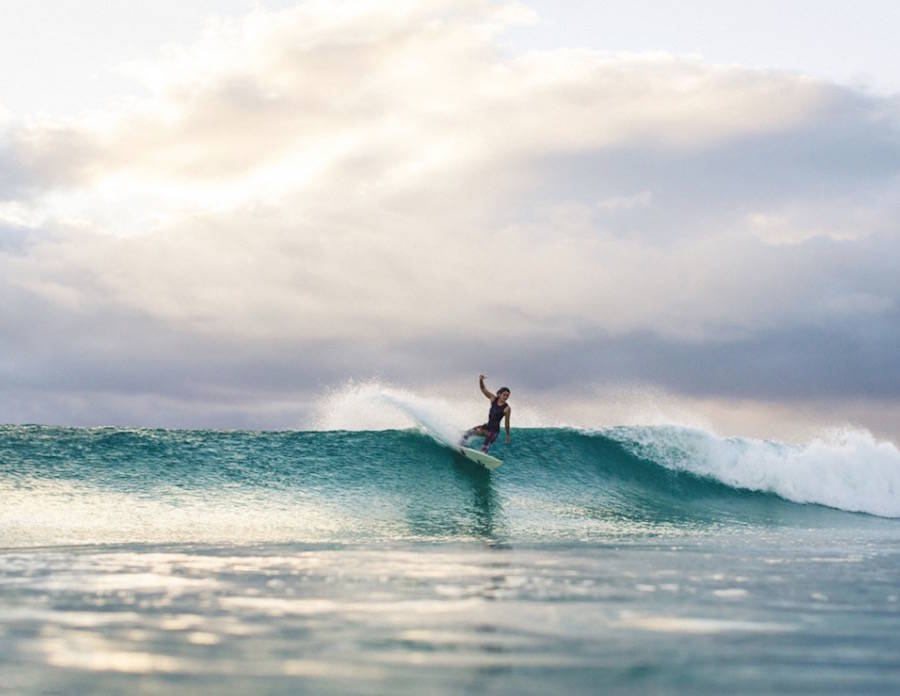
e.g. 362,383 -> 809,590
2,421 -> 897,548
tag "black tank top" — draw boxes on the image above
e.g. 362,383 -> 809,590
487,398 -> 506,431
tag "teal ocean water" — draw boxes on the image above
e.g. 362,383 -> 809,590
2,412 -> 900,693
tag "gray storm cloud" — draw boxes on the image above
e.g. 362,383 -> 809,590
1,0 -> 899,431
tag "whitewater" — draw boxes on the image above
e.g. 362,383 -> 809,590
2,385 -> 899,694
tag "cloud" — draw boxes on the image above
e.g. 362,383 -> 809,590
1,0 -> 900,431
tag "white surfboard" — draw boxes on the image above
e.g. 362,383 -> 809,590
459,446 -> 502,470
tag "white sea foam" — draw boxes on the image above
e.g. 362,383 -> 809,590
608,425 -> 900,518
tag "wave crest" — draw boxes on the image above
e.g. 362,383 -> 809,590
605,425 -> 900,518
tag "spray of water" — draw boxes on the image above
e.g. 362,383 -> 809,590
312,381 -> 472,446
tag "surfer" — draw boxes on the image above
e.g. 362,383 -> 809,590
462,374 -> 511,452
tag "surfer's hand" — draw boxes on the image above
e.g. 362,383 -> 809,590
505,435 -> 511,444
479,374 -> 486,381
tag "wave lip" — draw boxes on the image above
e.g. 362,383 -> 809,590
605,425 -> 900,518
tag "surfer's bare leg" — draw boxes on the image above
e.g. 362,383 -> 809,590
481,430 -> 499,453
461,425 -> 488,446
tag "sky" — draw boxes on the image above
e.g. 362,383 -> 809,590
1,0 -> 899,438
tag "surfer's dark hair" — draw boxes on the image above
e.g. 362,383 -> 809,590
498,387 -> 510,395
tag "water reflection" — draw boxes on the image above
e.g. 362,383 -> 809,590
402,450 -> 505,542
457,459 -> 502,541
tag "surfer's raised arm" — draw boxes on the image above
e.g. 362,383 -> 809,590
478,374 -> 495,400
